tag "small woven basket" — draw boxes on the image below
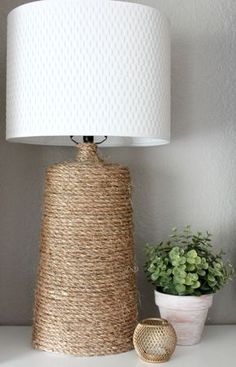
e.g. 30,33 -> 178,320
133,318 -> 177,363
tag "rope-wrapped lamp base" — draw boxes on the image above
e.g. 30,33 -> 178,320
32,144 -> 138,356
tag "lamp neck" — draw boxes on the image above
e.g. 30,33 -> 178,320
76,143 -> 100,163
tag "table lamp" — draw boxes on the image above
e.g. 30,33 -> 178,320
6,0 -> 170,357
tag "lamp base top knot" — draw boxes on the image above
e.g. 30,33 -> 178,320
76,143 -> 101,163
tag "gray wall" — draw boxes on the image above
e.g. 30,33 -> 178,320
0,0 -> 236,325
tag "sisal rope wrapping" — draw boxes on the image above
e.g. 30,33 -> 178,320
32,144 -> 138,356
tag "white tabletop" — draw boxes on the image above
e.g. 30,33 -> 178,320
0,326 -> 234,366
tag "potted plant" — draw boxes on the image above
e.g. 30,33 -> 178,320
145,226 -> 234,345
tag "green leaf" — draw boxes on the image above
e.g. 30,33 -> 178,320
176,284 -> 186,294
192,281 -> 201,289
186,264 -> 195,271
187,257 -> 196,265
197,269 -> 206,276
151,272 -> 159,281
148,264 -> 156,272
187,250 -> 198,258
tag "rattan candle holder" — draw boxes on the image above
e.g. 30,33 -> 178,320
133,318 -> 177,363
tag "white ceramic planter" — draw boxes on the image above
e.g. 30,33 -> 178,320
154,290 -> 213,345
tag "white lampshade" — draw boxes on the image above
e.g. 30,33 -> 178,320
6,0 -> 170,147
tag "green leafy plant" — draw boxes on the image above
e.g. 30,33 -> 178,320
145,226 -> 234,296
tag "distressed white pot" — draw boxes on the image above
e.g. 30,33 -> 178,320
154,290 -> 213,345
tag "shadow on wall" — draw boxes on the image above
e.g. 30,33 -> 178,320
0,0 -> 76,324
108,17 -> 236,319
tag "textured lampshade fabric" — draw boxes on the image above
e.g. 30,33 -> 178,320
6,0 -> 170,147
